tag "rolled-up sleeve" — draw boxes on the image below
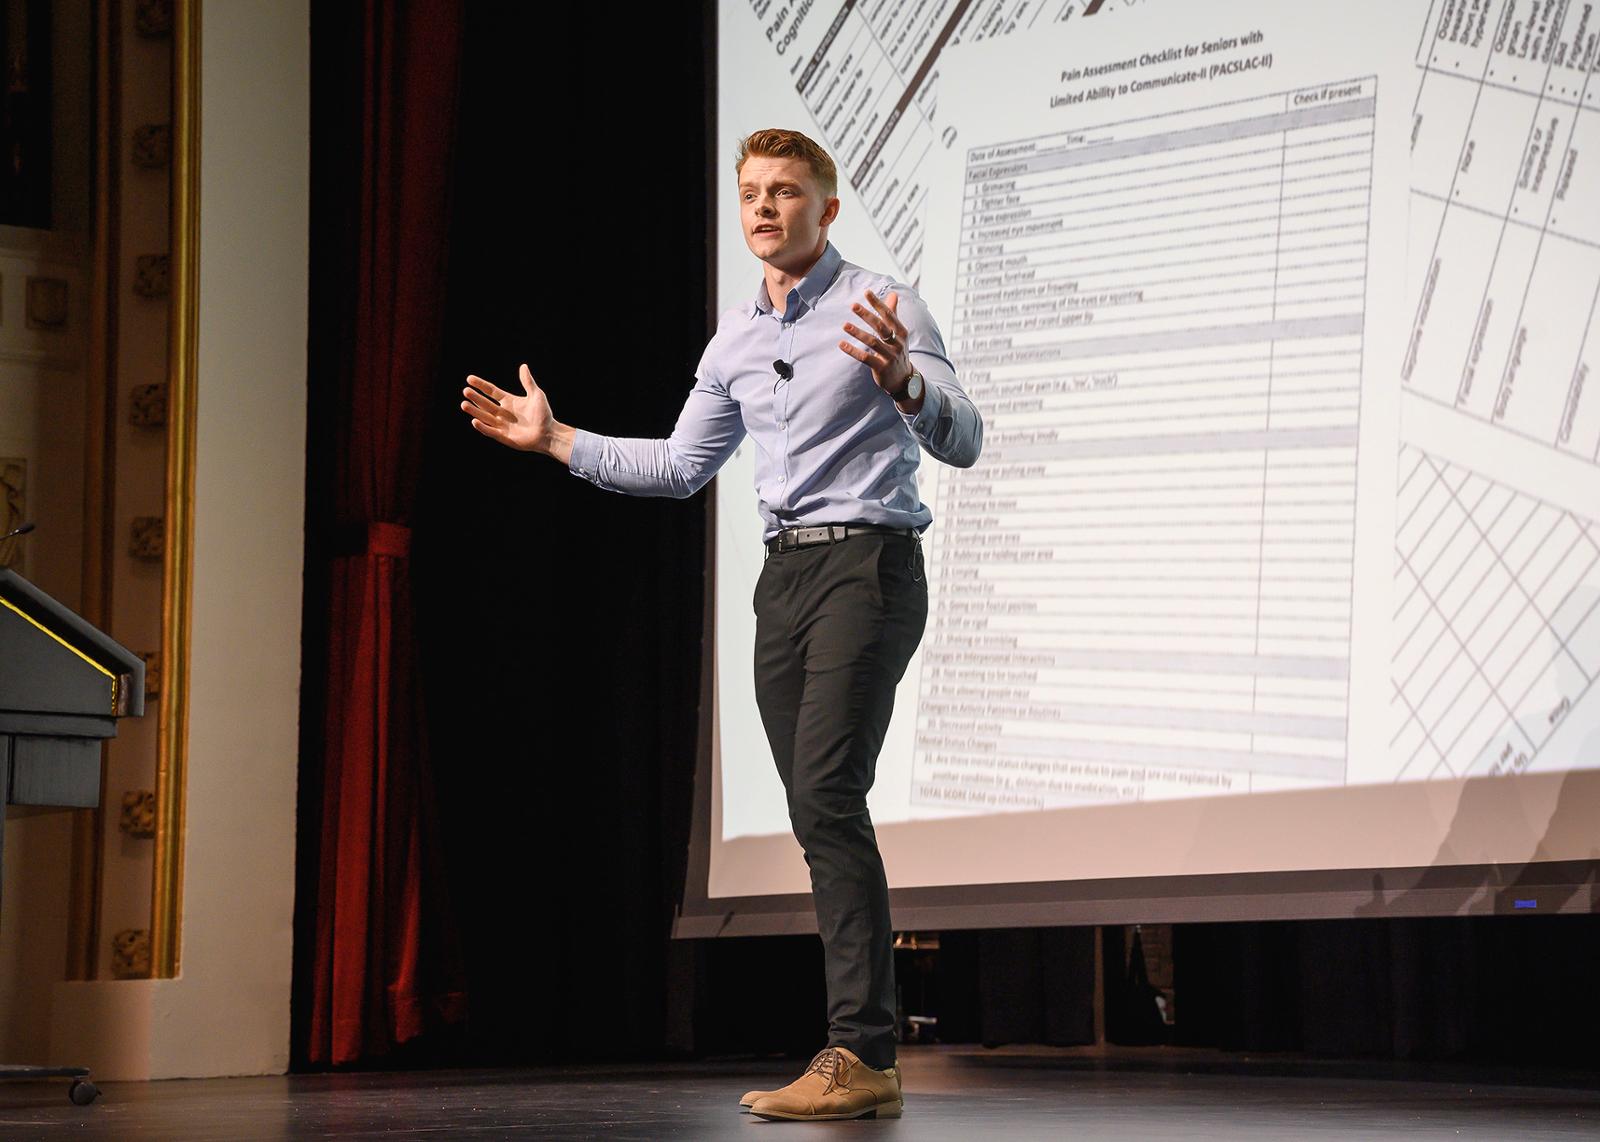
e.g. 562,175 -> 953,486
887,284 -> 983,468
568,367 -> 746,498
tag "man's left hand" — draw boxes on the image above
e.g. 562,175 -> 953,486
840,290 -> 922,411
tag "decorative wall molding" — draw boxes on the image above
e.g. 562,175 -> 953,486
151,0 -> 201,981
132,124 -> 172,169
130,516 -> 165,560
25,276 -> 70,329
135,0 -> 172,38
0,345 -> 85,371
130,383 -> 167,427
0,457 -> 23,571
133,254 -> 169,298
119,791 -> 157,838
0,226 -> 90,261
110,929 -> 151,979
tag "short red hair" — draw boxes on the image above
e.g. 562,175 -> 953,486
735,128 -> 839,198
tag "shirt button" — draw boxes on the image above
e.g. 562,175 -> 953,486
778,476 -> 786,484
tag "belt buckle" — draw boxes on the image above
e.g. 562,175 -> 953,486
778,528 -> 799,554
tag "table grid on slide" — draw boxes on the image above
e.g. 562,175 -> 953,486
1390,444 -> 1600,780
1404,0 -> 1600,463
910,79 -> 1379,812
786,0 -> 967,279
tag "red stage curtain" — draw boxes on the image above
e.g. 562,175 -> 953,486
306,0 -> 466,1066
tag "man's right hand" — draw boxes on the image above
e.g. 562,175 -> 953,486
461,364 -> 575,464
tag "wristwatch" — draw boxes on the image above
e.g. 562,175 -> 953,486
893,369 -> 924,403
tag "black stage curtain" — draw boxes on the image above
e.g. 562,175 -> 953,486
410,0 -> 713,1062
1175,917 -> 1600,1063
300,0 -> 1600,1069
295,0 -> 468,1069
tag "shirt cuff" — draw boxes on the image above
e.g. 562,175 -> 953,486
569,428 -> 603,480
898,376 -> 945,438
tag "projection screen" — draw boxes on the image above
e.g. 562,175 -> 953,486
676,0 -> 1600,937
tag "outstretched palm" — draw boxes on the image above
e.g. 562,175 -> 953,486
461,364 -> 553,452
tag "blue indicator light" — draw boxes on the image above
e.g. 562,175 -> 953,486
1513,899 -> 1537,909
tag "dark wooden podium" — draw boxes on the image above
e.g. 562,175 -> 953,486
0,567 -> 147,1105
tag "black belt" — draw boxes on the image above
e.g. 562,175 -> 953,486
764,523 -> 914,556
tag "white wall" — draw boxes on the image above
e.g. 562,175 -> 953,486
50,0 -> 308,1079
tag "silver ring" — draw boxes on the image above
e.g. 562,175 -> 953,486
882,332 -> 898,347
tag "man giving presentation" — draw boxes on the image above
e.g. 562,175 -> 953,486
460,128 -> 982,1122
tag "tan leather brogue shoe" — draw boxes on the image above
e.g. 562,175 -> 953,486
738,1086 -> 776,1113
748,1046 -> 903,1121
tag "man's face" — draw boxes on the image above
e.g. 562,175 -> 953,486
738,155 -> 840,274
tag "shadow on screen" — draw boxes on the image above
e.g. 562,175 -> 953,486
1355,580 -> 1600,918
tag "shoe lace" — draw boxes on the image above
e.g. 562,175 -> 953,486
803,1047 -> 853,1095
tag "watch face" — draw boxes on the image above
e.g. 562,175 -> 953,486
907,371 -> 924,400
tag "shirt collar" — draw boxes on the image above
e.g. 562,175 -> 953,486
749,241 -> 844,319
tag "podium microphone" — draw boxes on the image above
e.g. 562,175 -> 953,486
1,521 -> 34,542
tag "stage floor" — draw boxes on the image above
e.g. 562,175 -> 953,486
1,1044 -> 1596,1140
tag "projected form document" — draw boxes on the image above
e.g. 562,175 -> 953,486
1391,443 -> 1600,781
1403,0 -> 1600,515
912,3 -> 1409,811
736,0 -> 1163,282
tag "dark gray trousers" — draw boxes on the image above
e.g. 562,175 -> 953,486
752,531 -> 927,1071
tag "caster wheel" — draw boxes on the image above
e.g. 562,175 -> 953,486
69,1079 -> 101,1106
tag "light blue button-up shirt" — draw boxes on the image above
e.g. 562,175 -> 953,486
568,243 -> 983,539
